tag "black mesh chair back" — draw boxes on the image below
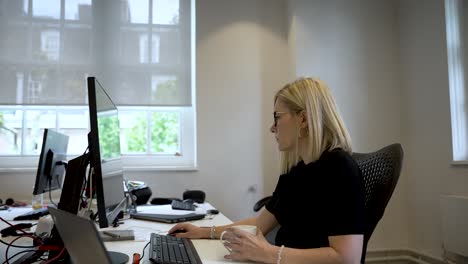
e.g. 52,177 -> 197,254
352,143 -> 403,263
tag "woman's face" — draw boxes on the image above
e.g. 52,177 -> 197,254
270,99 -> 298,151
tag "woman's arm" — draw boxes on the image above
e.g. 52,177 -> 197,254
207,206 -> 279,238
255,207 -> 279,235
168,207 -> 278,239
225,233 -> 363,264
263,234 -> 363,264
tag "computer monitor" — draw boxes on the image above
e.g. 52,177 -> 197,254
33,129 -> 69,196
43,77 -> 127,263
87,76 -> 126,228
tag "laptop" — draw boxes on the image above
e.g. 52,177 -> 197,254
48,207 -> 129,264
129,212 -> 206,223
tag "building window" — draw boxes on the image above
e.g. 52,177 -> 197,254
0,0 -> 195,170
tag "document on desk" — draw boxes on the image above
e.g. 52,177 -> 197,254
0,207 -> 38,221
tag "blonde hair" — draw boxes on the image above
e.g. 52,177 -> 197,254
275,77 -> 352,174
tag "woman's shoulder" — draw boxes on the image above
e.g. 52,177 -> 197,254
319,148 -> 361,173
320,148 -> 353,163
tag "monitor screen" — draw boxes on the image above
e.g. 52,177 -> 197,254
87,76 -> 126,228
33,129 -> 69,196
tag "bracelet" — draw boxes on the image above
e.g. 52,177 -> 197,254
210,226 -> 216,239
277,245 -> 284,264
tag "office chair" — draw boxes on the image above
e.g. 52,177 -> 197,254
253,143 -> 403,263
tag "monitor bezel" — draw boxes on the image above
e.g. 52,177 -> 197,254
87,76 -> 126,228
32,129 -> 69,196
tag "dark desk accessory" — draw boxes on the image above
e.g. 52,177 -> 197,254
206,209 -> 219,215
171,200 -> 196,211
150,197 -> 179,205
183,190 -> 205,203
4,198 -> 27,207
1,223 -> 34,237
5,198 -> 13,205
127,181 -> 152,205
0,198 -> 7,210
13,207 -> 49,221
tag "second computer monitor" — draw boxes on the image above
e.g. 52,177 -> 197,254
33,129 -> 69,195
87,76 -> 126,228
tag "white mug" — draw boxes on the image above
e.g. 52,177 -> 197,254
220,225 -> 257,241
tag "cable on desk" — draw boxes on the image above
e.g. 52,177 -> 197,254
4,234 -> 41,264
0,239 -> 37,248
41,247 -> 65,264
138,241 -> 151,263
48,178 -> 58,207
0,216 -> 43,245
1,216 -> 45,264
1,249 -> 37,264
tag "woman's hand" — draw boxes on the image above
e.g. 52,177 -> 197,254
167,223 -> 208,239
222,227 -> 276,263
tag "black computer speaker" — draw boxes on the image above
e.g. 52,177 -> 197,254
183,190 -> 205,203
131,186 -> 152,205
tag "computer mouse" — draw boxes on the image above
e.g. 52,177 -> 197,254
169,229 -> 187,235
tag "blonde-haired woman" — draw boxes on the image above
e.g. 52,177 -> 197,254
169,77 -> 365,264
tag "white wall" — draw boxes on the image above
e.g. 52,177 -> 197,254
288,0 -> 409,250
398,0 -> 468,258
0,0 -> 291,222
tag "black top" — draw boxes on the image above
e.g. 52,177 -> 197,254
265,149 -> 365,260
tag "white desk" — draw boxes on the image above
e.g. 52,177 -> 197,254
1,204 -> 254,264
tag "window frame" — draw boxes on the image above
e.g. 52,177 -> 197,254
445,0 -> 468,165
0,105 -> 197,172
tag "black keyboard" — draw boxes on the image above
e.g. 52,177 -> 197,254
171,200 -> 196,211
149,233 -> 202,264
13,208 -> 49,221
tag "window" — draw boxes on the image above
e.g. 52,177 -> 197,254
0,0 -> 196,170
446,0 -> 468,163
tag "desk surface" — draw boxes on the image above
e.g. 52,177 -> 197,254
0,204 -> 254,264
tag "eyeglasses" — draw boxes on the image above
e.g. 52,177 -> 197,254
273,111 -> 288,127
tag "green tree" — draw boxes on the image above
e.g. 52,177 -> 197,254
0,112 -> 4,127
124,113 -> 147,153
124,111 -> 179,153
97,115 -> 121,159
151,112 -> 179,153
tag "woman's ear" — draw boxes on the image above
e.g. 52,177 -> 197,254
299,111 -> 308,129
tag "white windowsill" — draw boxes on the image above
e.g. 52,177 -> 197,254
123,166 -> 199,172
0,166 -> 199,174
451,160 -> 468,166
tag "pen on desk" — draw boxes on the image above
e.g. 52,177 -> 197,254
103,231 -> 120,238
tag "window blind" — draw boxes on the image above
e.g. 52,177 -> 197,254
0,0 -> 192,106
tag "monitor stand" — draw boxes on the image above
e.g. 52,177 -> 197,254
109,251 -> 129,264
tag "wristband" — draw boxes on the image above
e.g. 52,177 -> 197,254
210,226 -> 216,239
277,245 -> 284,264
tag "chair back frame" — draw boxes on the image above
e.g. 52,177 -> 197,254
352,143 -> 404,263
